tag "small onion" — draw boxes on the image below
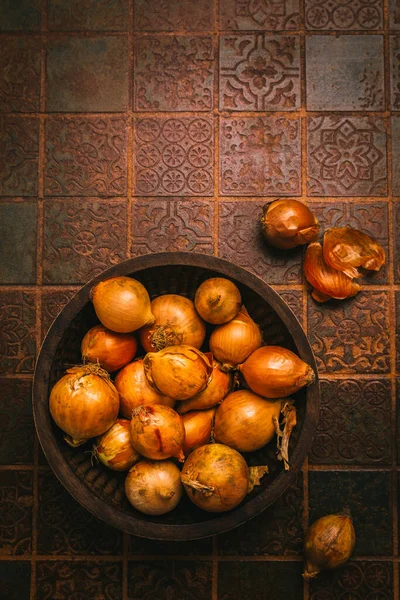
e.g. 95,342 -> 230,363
125,460 -> 183,515
181,408 -> 216,456
209,306 -> 262,368
261,199 -> 319,249
130,405 -> 185,461
81,325 -> 138,372
93,419 -> 140,472
323,226 -> 385,279
177,359 -> 232,414
194,278 -> 242,324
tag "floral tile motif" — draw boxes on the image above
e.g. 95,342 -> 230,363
218,561 -> 303,599
133,117 -> 214,196
0,379 -> 34,465
309,561 -> 393,599
0,290 -> 36,374
0,562 -> 31,600
310,379 -> 391,465
219,201 -> 302,284
41,288 -> 78,342
44,117 -> 128,196
134,0 -> 214,31
220,34 -> 300,111
128,561 -> 212,599
0,37 -> 41,112
129,535 -> 212,556
131,199 -> 214,255
0,0 -> 41,30
134,36 -> 214,111
219,0 -> 300,30
390,0 -> 400,29
392,37 -> 400,110
43,198 -> 128,284
392,117 -> 400,194
277,290 -> 303,324
0,471 -> 32,556
220,116 -> 301,196
307,116 -> 387,196
48,0 -> 128,30
305,0 -> 383,29
0,200 -> 37,284
36,562 -> 123,600
306,36 -> 384,111
0,116 -> 39,196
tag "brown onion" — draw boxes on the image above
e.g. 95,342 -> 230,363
323,226 -> 385,279
93,419 -> 140,472
194,278 -> 242,324
177,359 -> 232,414
125,460 -> 183,515
181,443 -> 249,513
261,199 -> 319,249
130,405 -> 185,461
49,364 -> 120,447
239,346 -> 315,398
209,306 -> 262,368
81,325 -> 138,372
90,276 -> 155,333
115,359 -> 175,418
181,408 -> 216,456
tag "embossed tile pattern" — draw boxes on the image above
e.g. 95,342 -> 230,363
309,561 -> 393,599
0,37 -> 41,112
277,290 -> 303,324
218,561 -> 304,599
396,293 -> 400,372
0,290 -> 36,374
0,379 -> 34,465
305,0 -> 383,30
134,0 -> 214,31
48,0 -> 129,31
390,0 -> 400,29
128,561 -> 212,599
0,116 -> 39,196
41,288 -> 79,342
0,471 -> 33,556
392,116 -> 400,194
219,0 -> 300,30
0,200 -> 37,284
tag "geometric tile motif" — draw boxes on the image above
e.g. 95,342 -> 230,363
309,561 -> 393,599
219,0 -> 300,30
134,0 -> 214,31
390,35 -> 400,110
36,562 -> 123,600
0,116 -> 39,196
0,471 -> 33,556
305,0 -> 383,29
0,37 -> 41,112
0,291 -> 36,375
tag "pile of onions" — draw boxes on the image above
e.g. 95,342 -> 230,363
209,306 -> 262,368
181,408 -> 215,456
130,405 -> 185,461
125,460 -> 183,515
194,277 -> 242,324
94,419 -> 140,471
177,359 -> 232,413
81,325 -> 138,372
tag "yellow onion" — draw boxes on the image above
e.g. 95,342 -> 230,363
323,226 -> 385,279
81,325 -> 138,372
90,276 -> 155,333
209,306 -> 262,368
239,346 -> 315,398
304,242 -> 361,303
181,408 -> 216,456
143,345 -> 213,401
139,294 -> 206,352
125,460 -> 183,515
303,512 -> 356,579
214,390 -> 281,453
177,359 -> 232,414
261,199 -> 319,249
194,277 -> 242,324
93,419 -> 140,472
130,405 -> 185,461
115,359 -> 175,419
49,364 -> 120,447
181,443 -> 249,513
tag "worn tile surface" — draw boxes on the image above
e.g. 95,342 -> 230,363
134,0 -> 214,31
0,290 -> 36,374
392,116 -> 400,194
41,288 -> 79,342
219,0 -> 300,29
0,116 -> 39,196
0,200 -> 37,283
0,0 -> 41,30
0,562 -> 31,600
305,0 -> 383,29
48,0 -> 129,31
218,561 -> 304,599
128,561 -> 213,599
0,471 -> 33,556
0,37 -> 41,112
309,561 -> 393,599
0,379 -> 34,465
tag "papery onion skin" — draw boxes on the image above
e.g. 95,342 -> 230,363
143,345 -> 213,401
194,278 -> 242,324
261,199 -> 319,250
209,306 -> 262,368
239,346 -> 315,399
181,443 -> 249,513
214,390 -> 281,452
177,359 -> 232,414
81,325 -> 138,372
130,405 -> 185,461
181,408 -> 216,456
115,359 -> 175,419
90,276 -> 155,333
125,459 -> 183,516
94,419 -> 140,472
49,364 -> 120,446
323,226 -> 386,279
304,242 -> 361,303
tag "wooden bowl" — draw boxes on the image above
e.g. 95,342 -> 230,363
33,252 -> 319,540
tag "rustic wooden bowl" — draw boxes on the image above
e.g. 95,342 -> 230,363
33,252 -> 319,540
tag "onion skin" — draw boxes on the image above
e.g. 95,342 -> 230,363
261,199 -> 319,250
115,359 -> 175,418
303,513 -> 356,579
81,325 -> 138,372
125,460 -> 183,516
209,306 -> 262,368
214,390 -> 281,453
194,278 -> 242,325
94,419 -> 140,472
177,359 -> 232,414
130,405 -> 185,461
90,276 -> 155,333
239,346 -> 315,399
181,408 -> 216,456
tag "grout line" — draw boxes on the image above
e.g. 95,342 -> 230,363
308,464 -> 393,471
213,0 -> 220,255
127,0 -> 134,259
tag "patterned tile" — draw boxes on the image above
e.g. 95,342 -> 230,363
219,201 -> 302,284
220,116 -> 301,196
48,0 -> 128,30
36,562 -> 123,600
392,117 -> 400,195
218,561 -> 303,599
0,116 -> 39,196
134,0 -> 214,31
133,117 -> 214,196
128,561 -> 212,599
43,198 -> 128,284
391,36 -> 400,110
277,290 -> 303,325
308,291 -> 390,374
129,536 -> 212,556
0,0 -> 41,30
46,37 -> 129,112
306,35 -> 384,111
309,561 -> 393,599
308,471 -> 392,555
219,0 -> 300,30
0,200 -> 37,284
390,0 -> 400,29
44,116 -> 128,196
134,36 -> 214,111
309,379 -> 391,465
0,562 -> 31,600
0,471 -> 32,556
41,288 -> 78,343
0,37 -> 41,112
307,116 -> 387,196
396,293 -> 400,372
0,290 -> 36,374
305,0 -> 383,29
219,34 -> 300,111
0,379 -> 34,465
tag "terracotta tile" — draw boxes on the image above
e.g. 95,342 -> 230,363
128,561 -> 212,599
309,561 -> 393,599
0,37 -> 41,112
134,36 -> 214,111
219,201 -> 302,284
44,116 -> 128,196
219,0 -> 300,30
129,536 -> 212,556
306,35 -> 384,111
305,0 -> 383,29
0,0 -> 41,30
0,379 -> 34,465
134,0 -> 214,31
43,198 -> 128,284
0,471 -> 32,556
218,561 -> 303,599
277,290 -> 303,325
390,0 -> 400,29
41,288 -> 78,343
392,117 -> 400,195
0,290 -> 36,374
0,200 -> 37,284
220,116 -> 301,196
307,116 -> 387,196
0,116 -> 39,196
396,293 -> 400,371
0,562 -> 31,600
48,0 -> 128,31
133,117 -> 214,196
219,34 -> 300,111
391,36 -> 400,110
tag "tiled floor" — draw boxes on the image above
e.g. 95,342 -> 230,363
0,0 -> 399,598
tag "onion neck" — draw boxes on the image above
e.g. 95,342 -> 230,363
302,563 -> 320,580
158,488 -> 175,500
181,475 -> 214,496
64,434 -> 87,448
